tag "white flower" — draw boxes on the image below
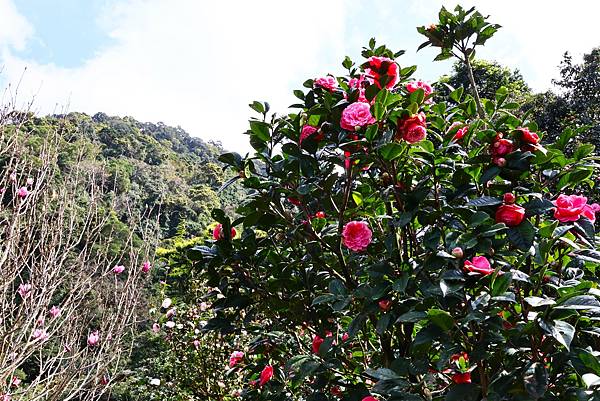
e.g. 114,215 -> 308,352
150,378 -> 161,386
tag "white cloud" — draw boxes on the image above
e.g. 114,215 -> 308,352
0,0 -> 348,153
408,0 -> 600,90
1,0 -> 599,153
0,0 -> 33,52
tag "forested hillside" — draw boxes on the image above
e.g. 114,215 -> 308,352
23,112 -> 243,238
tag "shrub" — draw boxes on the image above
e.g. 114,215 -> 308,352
192,6 -> 600,401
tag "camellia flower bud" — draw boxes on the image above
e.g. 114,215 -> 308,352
451,247 -> 463,258
503,193 -> 516,204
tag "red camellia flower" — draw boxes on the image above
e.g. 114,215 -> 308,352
397,112 -> 427,143
492,137 -> 514,156
340,102 -> 376,131
314,76 -> 338,91
362,397 -> 379,401
312,335 -> 324,354
315,211 -> 326,219
450,352 -> 469,363
453,126 -> 469,141
378,299 -> 392,312
495,204 -> 525,226
342,221 -> 372,252
464,256 -> 494,275
503,193 -> 516,204
299,125 -> 323,146
518,127 -> 540,144
365,56 -> 399,89
452,372 -> 472,384
553,194 -> 599,223
213,224 -> 236,240
259,365 -> 273,386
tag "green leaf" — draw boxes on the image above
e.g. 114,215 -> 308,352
352,191 -> 363,206
553,320 -> 575,350
507,219 -> 535,251
555,295 -> 600,311
466,196 -> 502,207
582,373 -> 600,388
379,143 -> 405,161
523,362 -> 548,399
396,311 -> 427,323
491,272 -> 512,297
445,384 -> 480,401
524,297 -> 555,308
249,121 -> 270,141
427,309 -> 454,331
348,314 -> 367,338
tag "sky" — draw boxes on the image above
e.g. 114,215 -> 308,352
1,0 -> 599,153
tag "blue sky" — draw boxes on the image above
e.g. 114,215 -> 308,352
1,0 -> 599,152
12,0 -> 111,68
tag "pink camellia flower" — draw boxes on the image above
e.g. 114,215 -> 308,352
493,157 -> 506,167
11,376 -> 21,387
495,204 -> 526,227
87,331 -> 100,346
406,80 -> 433,103
312,335 -> 324,354
193,339 -> 200,349
340,102 -> 376,131
49,305 -> 61,318
397,112 -> 427,143
17,283 -> 32,298
113,265 -> 125,275
553,194 -> 592,223
161,298 -> 172,309
26,177 -> 34,186
342,221 -> 372,252
141,261 -> 151,273
464,256 -> 494,275
152,323 -> 160,333
582,203 -> 600,223
17,187 -> 29,198
299,125 -> 323,146
213,223 -> 237,240
362,396 -> 379,401
229,350 -> 245,367
165,321 -> 175,329
365,56 -> 399,89
259,365 -> 273,386
32,329 -> 49,342
314,76 -> 338,91
347,75 -> 368,103
451,247 -> 463,258
518,127 -> 540,145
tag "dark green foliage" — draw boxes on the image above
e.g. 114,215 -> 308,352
23,112 -> 244,238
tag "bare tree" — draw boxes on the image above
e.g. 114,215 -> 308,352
0,100 -> 155,400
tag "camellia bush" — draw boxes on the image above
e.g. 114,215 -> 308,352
191,6 -> 600,401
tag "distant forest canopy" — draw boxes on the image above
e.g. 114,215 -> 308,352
19,111 -> 244,239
